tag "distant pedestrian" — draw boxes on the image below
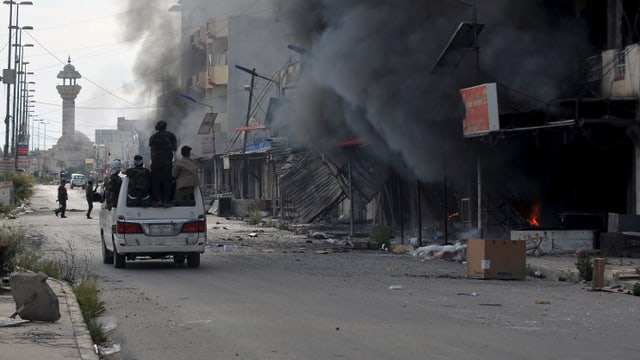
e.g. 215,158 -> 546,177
149,120 -> 177,207
125,155 -> 152,207
55,179 -> 68,218
172,145 -> 200,203
85,180 -> 98,219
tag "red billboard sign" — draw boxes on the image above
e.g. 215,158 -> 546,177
17,143 -> 29,156
460,83 -> 500,137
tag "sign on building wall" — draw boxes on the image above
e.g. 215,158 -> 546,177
200,135 -> 214,156
459,82 -> 500,137
17,143 -> 29,156
0,159 -> 15,174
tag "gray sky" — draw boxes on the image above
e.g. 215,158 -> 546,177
0,0 -> 158,150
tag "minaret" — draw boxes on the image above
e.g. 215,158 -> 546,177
56,57 -> 82,142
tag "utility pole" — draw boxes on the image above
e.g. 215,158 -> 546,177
4,1 -> 14,159
242,69 -> 256,154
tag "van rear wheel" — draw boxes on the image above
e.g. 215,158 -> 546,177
113,241 -> 126,268
174,255 -> 185,264
187,253 -> 200,268
102,238 -> 113,264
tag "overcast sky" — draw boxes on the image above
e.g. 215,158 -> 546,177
0,0 -> 165,150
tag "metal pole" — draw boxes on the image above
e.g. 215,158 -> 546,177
477,157 -> 483,238
4,1 -> 14,159
242,70 -> 255,153
348,158 -> 354,238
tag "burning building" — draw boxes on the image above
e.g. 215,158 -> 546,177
123,0 -> 640,252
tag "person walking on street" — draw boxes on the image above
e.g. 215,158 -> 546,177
85,180 -> 98,219
172,145 -> 200,204
149,120 -> 177,207
55,179 -> 68,218
125,155 -> 152,207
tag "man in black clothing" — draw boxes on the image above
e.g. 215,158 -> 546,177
55,179 -> 68,218
125,155 -> 152,207
149,120 -> 177,207
85,180 -> 98,219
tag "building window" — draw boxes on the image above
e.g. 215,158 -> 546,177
614,50 -> 626,80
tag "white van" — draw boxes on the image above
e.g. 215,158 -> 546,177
99,176 -> 207,268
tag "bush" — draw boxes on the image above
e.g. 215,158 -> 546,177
0,226 -> 25,277
74,278 -> 107,344
575,248 -> 593,281
248,210 -> 262,225
9,173 -> 35,203
370,225 -> 394,250
633,283 -> 640,296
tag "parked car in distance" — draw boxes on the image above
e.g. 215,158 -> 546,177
70,174 -> 87,189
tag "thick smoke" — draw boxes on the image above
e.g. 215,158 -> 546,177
121,0 -> 275,147
273,0 -> 592,183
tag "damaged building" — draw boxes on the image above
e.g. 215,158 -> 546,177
127,0 -> 640,254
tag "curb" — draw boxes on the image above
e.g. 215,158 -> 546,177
55,279 -> 99,360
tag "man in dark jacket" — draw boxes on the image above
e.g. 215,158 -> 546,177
55,179 -> 68,218
104,159 -> 122,211
85,180 -> 98,219
149,120 -> 177,207
125,155 -> 152,207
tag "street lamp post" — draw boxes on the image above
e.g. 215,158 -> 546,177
2,0 -> 32,160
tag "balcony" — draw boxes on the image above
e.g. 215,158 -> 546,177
208,65 -> 228,86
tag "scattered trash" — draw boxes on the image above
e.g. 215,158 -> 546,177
388,285 -> 404,290
414,242 -> 467,260
534,300 -> 551,304
310,231 -> 328,239
325,238 -> 338,244
224,244 -> 234,252
210,243 -> 223,248
392,246 -> 407,254
479,303 -> 502,306
457,292 -> 478,297
315,250 -> 329,254
98,343 -> 122,356
533,271 -> 546,279
248,233 -> 258,237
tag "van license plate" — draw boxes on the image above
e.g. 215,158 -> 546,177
149,224 -> 174,235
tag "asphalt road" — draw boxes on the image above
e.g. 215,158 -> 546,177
16,184 -> 640,360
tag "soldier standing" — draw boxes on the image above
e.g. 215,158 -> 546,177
149,120 -> 177,207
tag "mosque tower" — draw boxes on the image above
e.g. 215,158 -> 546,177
56,57 -> 82,141
45,56 -> 92,172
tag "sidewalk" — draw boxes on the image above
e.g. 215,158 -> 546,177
526,254 -> 640,287
0,277 -> 98,360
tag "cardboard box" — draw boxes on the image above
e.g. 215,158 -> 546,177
466,239 -> 526,279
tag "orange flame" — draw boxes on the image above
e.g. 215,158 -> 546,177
448,211 -> 460,220
527,203 -> 540,227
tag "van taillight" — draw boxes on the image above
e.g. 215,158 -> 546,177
182,217 -> 206,233
117,221 -> 143,234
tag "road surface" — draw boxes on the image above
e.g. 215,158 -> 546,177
13,184 -> 640,359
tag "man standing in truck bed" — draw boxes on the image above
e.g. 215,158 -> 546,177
149,120 -> 177,207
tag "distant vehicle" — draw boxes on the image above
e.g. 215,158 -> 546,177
69,174 -> 87,189
99,176 -> 207,268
